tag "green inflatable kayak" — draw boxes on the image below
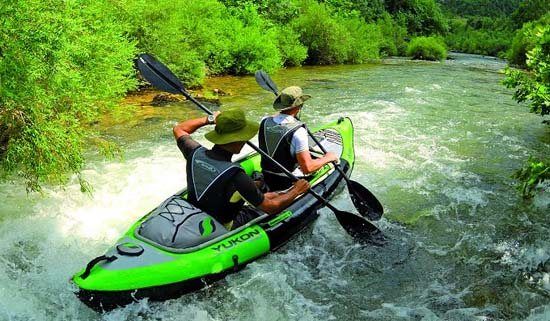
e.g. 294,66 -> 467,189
72,117 -> 355,311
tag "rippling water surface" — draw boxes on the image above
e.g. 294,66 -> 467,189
0,54 -> 548,321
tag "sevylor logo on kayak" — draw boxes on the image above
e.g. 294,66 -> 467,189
211,229 -> 261,252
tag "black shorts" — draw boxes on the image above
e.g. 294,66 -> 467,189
232,206 -> 262,229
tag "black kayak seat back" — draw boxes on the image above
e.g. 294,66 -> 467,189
137,195 -> 227,250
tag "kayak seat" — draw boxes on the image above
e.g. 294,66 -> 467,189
137,195 -> 228,250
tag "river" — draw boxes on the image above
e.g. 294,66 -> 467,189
0,54 -> 548,321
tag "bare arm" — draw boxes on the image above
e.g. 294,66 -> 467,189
173,111 -> 220,140
258,179 -> 310,214
296,150 -> 338,175
263,192 -> 280,200
173,116 -> 209,140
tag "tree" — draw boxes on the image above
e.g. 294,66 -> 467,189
504,25 -> 549,198
511,0 -> 550,28
0,0 -> 137,192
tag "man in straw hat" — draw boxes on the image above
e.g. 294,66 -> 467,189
173,108 -> 310,230
259,86 -> 338,191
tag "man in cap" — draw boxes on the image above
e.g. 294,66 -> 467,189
258,86 -> 338,191
173,108 -> 310,230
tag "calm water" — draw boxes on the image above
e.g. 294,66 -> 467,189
0,54 -> 548,321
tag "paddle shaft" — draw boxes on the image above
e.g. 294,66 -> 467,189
245,142 -> 342,213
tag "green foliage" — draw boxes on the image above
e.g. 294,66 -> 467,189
406,36 -> 448,61
504,25 -> 550,198
504,25 -> 550,118
508,13 -> 550,67
385,0 -> 449,35
438,0 -> 521,17
292,1 -> 350,64
444,16 -> 514,57
0,0 -> 137,191
221,0 -> 301,23
291,0 -> 382,64
225,5 -> 283,74
377,12 -> 409,56
324,0 -> 386,22
338,15 -> 383,63
513,157 -> 549,198
273,25 -> 308,66
511,0 -> 550,28
116,0 -> 283,86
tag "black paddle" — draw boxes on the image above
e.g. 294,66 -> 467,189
254,70 -> 384,221
136,53 -> 384,245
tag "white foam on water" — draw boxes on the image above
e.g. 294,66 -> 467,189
532,181 -> 549,209
0,142 -> 190,321
524,305 -> 550,321
360,281 -> 497,320
361,303 -> 441,321
497,241 -> 550,273
441,186 -> 490,209
405,87 -> 423,94
102,299 -> 218,321
367,100 -> 406,115
52,144 -> 185,242
224,262 -> 336,321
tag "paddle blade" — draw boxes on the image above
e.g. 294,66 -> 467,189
334,210 -> 385,246
136,53 -> 184,94
255,70 -> 279,95
348,180 -> 384,221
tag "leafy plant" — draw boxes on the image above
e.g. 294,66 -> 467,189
513,157 -> 549,198
385,0 -> 449,35
504,25 -> 550,118
444,16 -> 514,57
504,25 -> 549,198
508,13 -> 550,67
0,0 -> 137,191
406,36 -> 448,61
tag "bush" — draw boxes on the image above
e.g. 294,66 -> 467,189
291,0 -> 382,64
445,16 -> 514,57
377,12 -> 408,56
0,0 -> 137,191
504,25 -> 550,198
339,16 -> 382,63
324,0 -> 386,22
511,0 -> 550,28
385,0 -> 448,35
439,0 -> 520,17
225,5 -> 283,74
508,13 -> 550,67
273,25 -> 308,66
117,1 -> 283,85
513,157 -> 549,198
504,25 -> 550,118
406,36 -> 447,61
446,28 -> 512,57
292,1 -> 351,64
